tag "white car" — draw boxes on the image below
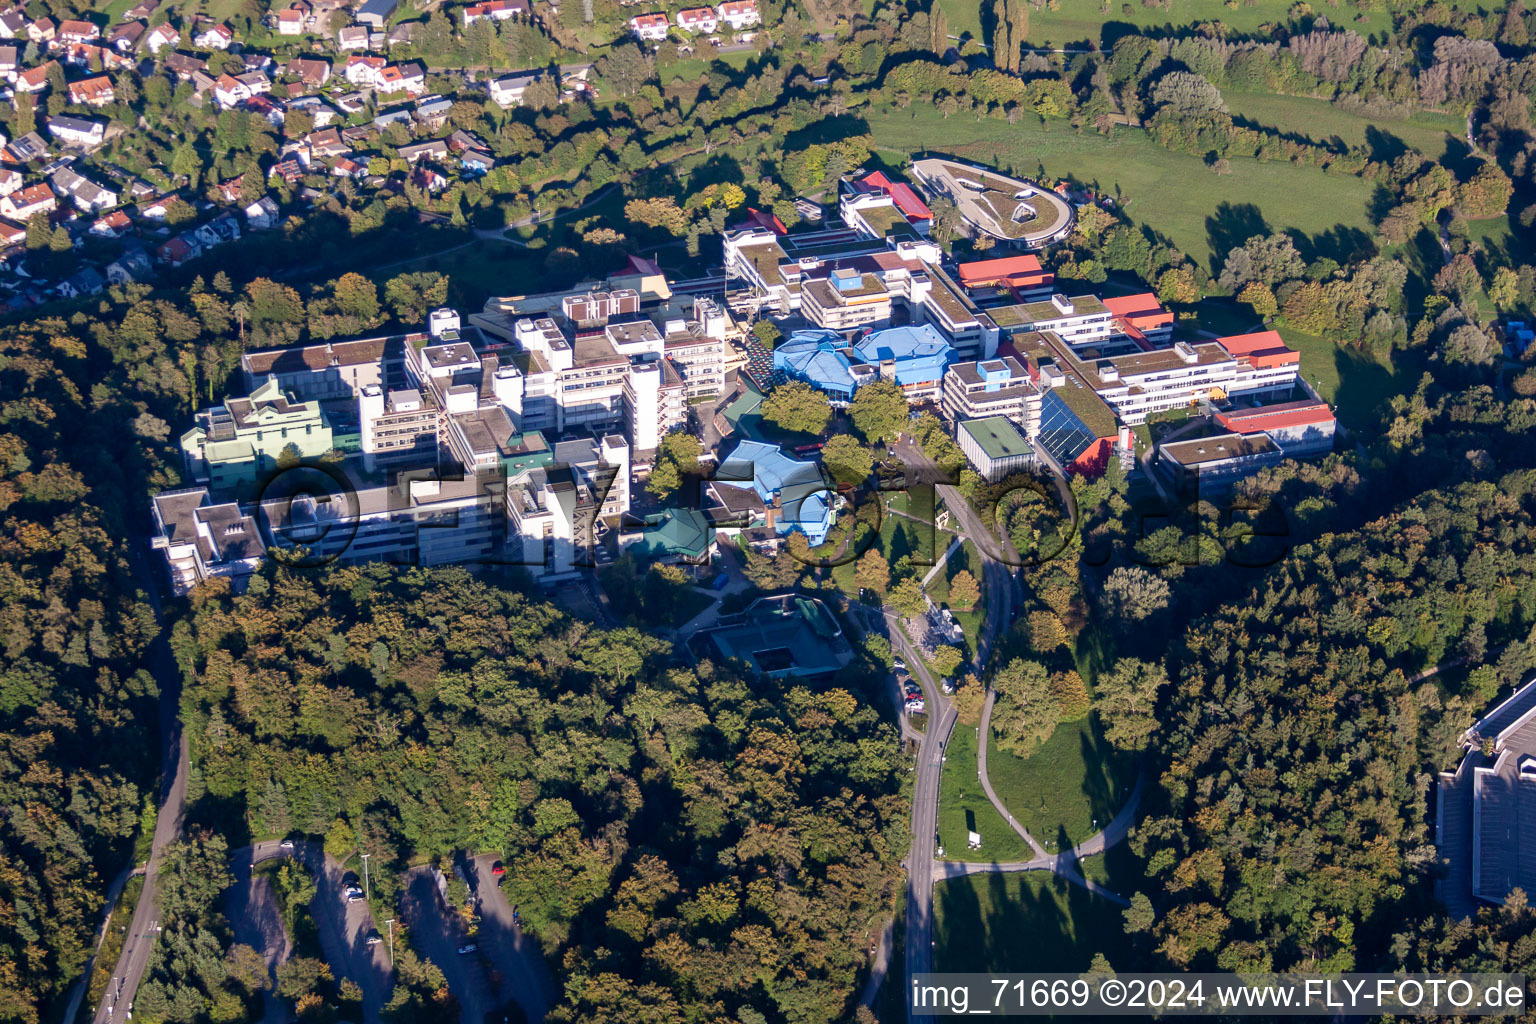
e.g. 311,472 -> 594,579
457,943 -> 478,955
346,890 -> 365,903
279,839 -> 295,849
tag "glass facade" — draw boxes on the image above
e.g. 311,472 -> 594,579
1036,389 -> 1099,467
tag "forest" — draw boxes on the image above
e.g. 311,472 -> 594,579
164,565 -> 908,1023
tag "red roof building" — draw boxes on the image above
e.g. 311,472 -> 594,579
955,253 -> 1053,296
1215,399 -> 1335,435
1217,329 -> 1301,369
859,170 -> 933,223
1102,292 -> 1173,348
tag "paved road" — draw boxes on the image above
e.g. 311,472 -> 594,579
238,841 -> 394,1023
401,866 -> 497,1023
92,547 -> 191,1024
470,853 -> 559,1022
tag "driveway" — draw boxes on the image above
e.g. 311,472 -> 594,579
470,854 -> 559,1022
401,866 -> 498,1023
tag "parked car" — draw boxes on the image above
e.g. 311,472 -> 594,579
279,838 -> 295,849
490,861 -> 506,877
893,656 -> 907,671
457,943 -> 478,955
346,891 -> 366,903
365,930 -> 382,945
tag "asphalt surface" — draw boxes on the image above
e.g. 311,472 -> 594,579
93,548 -> 190,1024
225,853 -> 294,1024
470,853 -> 559,1022
237,841 -> 395,1023
401,865 -> 498,1023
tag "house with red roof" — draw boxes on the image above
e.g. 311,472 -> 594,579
716,0 -> 759,29
628,12 -> 669,40
56,18 -> 99,43
0,183 -> 56,220
145,22 -> 178,52
675,6 -> 718,31
463,0 -> 527,25
16,61 -> 57,93
67,75 -> 116,106
1215,329 -> 1302,397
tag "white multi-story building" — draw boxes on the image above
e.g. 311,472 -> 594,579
941,356 -> 1038,436
471,287 -> 724,456
506,434 -> 629,579
990,293 -> 1116,352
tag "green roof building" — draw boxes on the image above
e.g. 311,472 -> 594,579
624,506 -> 715,565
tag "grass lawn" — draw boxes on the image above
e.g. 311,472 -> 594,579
1274,325 -> 1409,428
1224,92 -> 1462,162
659,49 -> 756,86
937,724 -> 1036,863
985,717 -> 1138,849
832,512 -> 952,594
1464,214 -> 1531,268
933,849 -> 1140,973
864,107 -> 1378,271
1006,0 -> 1391,48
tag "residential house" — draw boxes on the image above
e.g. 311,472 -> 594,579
462,0 -> 526,24
410,165 -> 446,192
447,128 -> 486,153
413,95 -> 451,129
378,60 -> 424,95
0,10 -> 25,37
193,23 -> 233,48
27,17 -> 56,44
193,211 -> 240,248
0,183 -> 56,220
396,139 -> 447,163
138,195 -> 176,219
344,54 -> 384,86
16,62 -> 57,93
286,94 -> 339,126
50,166 -> 118,211
332,155 -> 367,178
268,156 -> 303,183
124,0 -> 159,21
67,75 -> 115,106
106,247 -> 153,284
5,130 -> 47,161
716,0 -> 759,28
90,208 -> 131,236
213,70 -> 269,106
371,105 -> 412,129
57,266 -> 104,298
355,0 -> 397,28
106,21 -> 144,50
145,22 -> 178,52
0,43 -> 18,78
336,24 -> 368,48
157,233 -> 201,266
674,6 -> 718,31
628,12 -> 669,39
0,220 -> 25,246
244,195 -> 279,229
386,21 -> 413,45
459,148 -> 493,173
275,6 -> 307,34
55,18 -> 99,44
240,52 -> 273,72
488,70 -> 540,106
0,169 -> 20,197
162,51 -> 206,79
288,56 -> 330,87
305,126 -> 346,158
190,69 -> 217,93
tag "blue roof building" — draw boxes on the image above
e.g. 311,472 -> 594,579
772,323 -> 955,405
717,440 -> 834,546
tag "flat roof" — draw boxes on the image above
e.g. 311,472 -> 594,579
960,416 -> 1031,460
1160,431 -> 1279,467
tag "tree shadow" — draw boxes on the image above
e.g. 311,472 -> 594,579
1204,202 -> 1269,276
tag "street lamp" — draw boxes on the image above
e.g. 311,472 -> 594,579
360,852 -> 371,902
385,918 -> 395,967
